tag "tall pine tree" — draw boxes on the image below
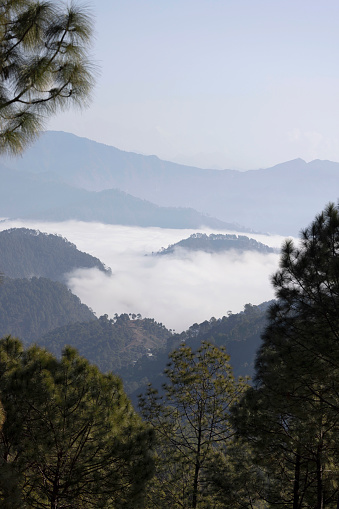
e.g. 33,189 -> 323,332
234,203 -> 339,509
139,342 -> 248,509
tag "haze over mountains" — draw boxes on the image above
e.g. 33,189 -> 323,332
0,164 -> 236,230
0,131 -> 337,380
2,131 -> 339,235
0,225 -> 273,398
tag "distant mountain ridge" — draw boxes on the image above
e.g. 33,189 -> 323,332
18,188 -> 242,230
2,131 -> 339,234
0,157 -> 245,231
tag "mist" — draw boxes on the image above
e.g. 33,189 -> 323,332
0,219 -> 289,331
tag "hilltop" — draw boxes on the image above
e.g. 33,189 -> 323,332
155,233 -> 278,255
0,228 -> 110,282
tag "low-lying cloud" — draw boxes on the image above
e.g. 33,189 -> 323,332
0,220 -> 291,331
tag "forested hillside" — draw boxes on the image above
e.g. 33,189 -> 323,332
0,277 -> 96,341
38,313 -> 171,374
0,228 -> 110,282
156,232 -> 277,255
25,303 -> 270,397
123,302 -> 270,396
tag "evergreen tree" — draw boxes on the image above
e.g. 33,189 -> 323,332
0,0 -> 95,155
234,203 -> 339,509
0,336 -> 154,508
139,341 -> 248,509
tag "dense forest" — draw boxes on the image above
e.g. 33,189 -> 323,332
0,228 -> 110,282
124,302 -> 270,397
38,313 -> 171,374
0,276 -> 96,341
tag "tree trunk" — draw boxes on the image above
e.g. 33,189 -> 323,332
293,450 -> 301,509
192,419 -> 202,508
316,443 -> 324,509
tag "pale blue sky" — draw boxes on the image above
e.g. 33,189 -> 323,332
49,0 -> 339,169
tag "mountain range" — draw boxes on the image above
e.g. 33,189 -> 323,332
2,130 -> 339,234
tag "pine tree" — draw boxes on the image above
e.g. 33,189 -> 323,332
0,336 -> 154,508
0,0 -> 95,155
139,341 -> 248,509
234,203 -> 339,509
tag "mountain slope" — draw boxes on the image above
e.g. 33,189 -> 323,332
0,277 -> 96,342
0,228 -> 110,282
122,303 -> 271,398
35,303 -> 270,399
37,313 -> 171,374
21,188 -> 238,229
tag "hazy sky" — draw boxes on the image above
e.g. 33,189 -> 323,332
0,220 -> 286,331
47,0 -> 339,170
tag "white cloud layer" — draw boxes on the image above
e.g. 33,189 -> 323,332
0,220 -> 290,331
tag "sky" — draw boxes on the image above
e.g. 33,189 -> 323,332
0,220 -> 286,331
47,0 -> 339,170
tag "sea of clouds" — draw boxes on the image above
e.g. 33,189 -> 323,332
0,219 -> 292,332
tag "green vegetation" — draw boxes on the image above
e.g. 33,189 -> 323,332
139,342 -> 249,509
0,228 -> 110,282
0,276 -> 96,341
233,203 -> 339,508
0,337 -> 153,508
38,313 -> 171,375
0,203 -> 339,507
0,0 -> 95,155
156,233 -> 278,255
124,302 -> 270,398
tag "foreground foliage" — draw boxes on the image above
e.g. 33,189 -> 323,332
140,342 -> 249,508
0,0 -> 95,154
1,203 -> 339,508
0,337 -> 154,508
234,203 -> 339,508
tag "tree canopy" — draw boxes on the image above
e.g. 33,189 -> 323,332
233,203 -> 339,508
0,276 -> 96,341
139,342 -> 249,509
0,0 -> 95,154
0,337 -> 154,508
